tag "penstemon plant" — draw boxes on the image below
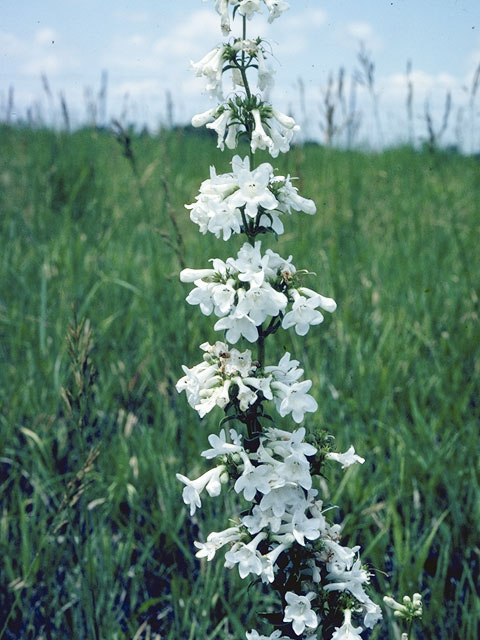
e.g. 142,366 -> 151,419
176,1 -> 385,638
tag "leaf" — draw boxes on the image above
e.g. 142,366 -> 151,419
412,509 -> 449,577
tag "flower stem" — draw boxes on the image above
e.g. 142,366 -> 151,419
257,329 -> 265,367
239,15 -> 255,170
240,16 -> 252,102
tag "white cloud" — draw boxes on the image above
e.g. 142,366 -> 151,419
103,9 -> 219,77
268,8 -> 328,57
153,9 -> 219,58
22,53 -> 62,76
112,79 -> 163,102
34,28 -> 57,46
283,8 -> 327,31
0,31 -> 24,56
344,21 -> 383,51
1,27 -> 79,78
384,70 -> 458,99
125,35 -> 147,47
346,22 -> 374,41
113,10 -> 152,25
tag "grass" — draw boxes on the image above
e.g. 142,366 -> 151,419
0,123 -> 479,639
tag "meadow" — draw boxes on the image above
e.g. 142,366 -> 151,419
0,123 -> 479,639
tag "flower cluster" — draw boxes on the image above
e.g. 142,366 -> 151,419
204,0 -> 290,36
194,102 -> 300,157
177,343 -> 318,421
176,2 -> 385,639
191,39 -> 274,102
191,10 -> 300,157
383,593 -> 423,621
186,154 -> 316,239
178,425 -> 380,634
180,240 -> 336,343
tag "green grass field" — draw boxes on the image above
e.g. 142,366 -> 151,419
1,124 -> 479,639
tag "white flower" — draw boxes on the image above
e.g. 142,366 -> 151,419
260,543 -> 287,583
266,426 -> 317,461
263,109 -> 300,157
228,240 -> 271,287
265,352 -> 303,384
265,247 -> 295,275
275,453 -> 312,490
230,428 -> 243,447
228,155 -> 277,217
273,379 -> 318,423
299,286 -> 337,313
330,610 -> 363,640
194,525 -> 242,561
324,559 -> 370,603
233,376 -> 258,411
264,0 -> 290,22
270,106 -> 298,130
237,0 -> 263,19
251,108 -> 274,154
242,504 -> 282,534
204,164 -> 238,198
290,510 -> 322,546
201,429 -> 243,459
207,201 -> 243,241
224,532 -> 267,578
243,374 -> 273,401
207,107 -> 233,150
327,446 -> 365,469
282,287 -> 336,336
226,348 -> 256,377
362,597 -> 383,628
214,0 -> 231,34
256,48 -> 275,92
212,279 -> 236,314
176,465 -> 226,515
195,379 -> 231,417
186,164 -> 242,239
259,484 -> 307,518
234,452 -> 273,500
176,362 -> 218,408
185,280 -> 215,316
283,591 -> 318,636
281,295 -> 324,335
267,120 -> 295,157
190,45 -> 226,99
276,175 -> 317,215
232,38 -> 259,56
225,121 -> 241,149
214,308 -> 259,343
191,106 -> 217,128
180,267 -> 216,283
236,283 -> 287,325
321,538 -> 360,568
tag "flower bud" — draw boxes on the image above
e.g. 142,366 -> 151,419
180,268 -> 215,283
192,107 -> 217,127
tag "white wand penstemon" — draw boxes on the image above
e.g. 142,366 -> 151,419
176,1 -> 383,638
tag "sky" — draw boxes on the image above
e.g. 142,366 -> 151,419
1,0 -> 479,148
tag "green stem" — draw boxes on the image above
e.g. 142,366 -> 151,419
240,17 -> 252,102
406,619 -> 414,640
239,15 -> 255,169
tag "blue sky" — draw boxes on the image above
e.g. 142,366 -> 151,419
1,0 -> 479,147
